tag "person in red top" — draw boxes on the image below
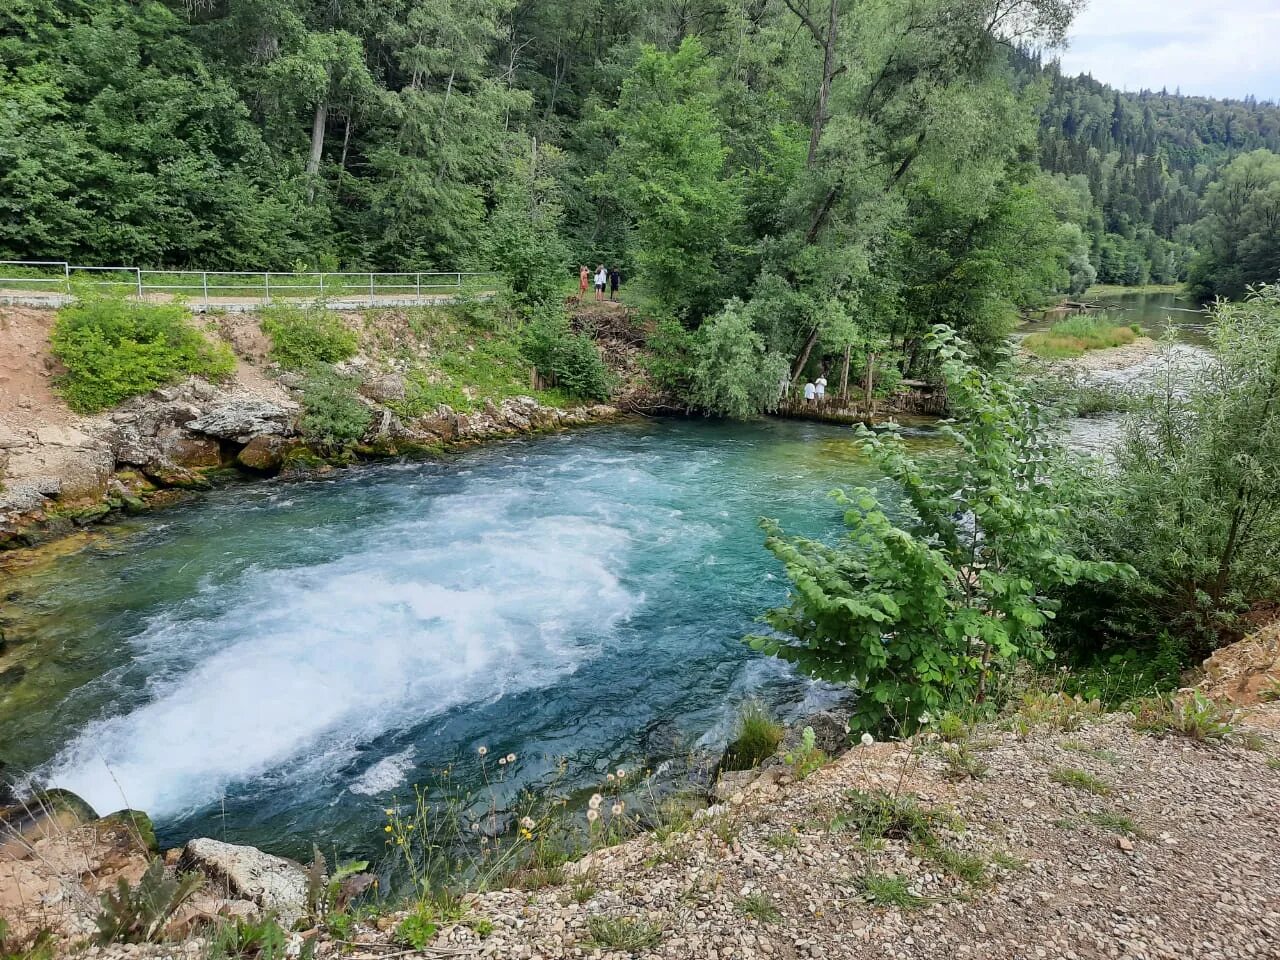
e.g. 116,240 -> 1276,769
578,265 -> 589,298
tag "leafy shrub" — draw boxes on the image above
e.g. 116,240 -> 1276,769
299,370 -> 372,451
720,701 -> 784,771
51,295 -> 234,412
750,328 -> 1131,731
687,300 -> 790,418
782,725 -> 827,779
261,305 -> 359,370
94,859 -> 204,944
520,308 -> 613,401
395,906 -> 440,950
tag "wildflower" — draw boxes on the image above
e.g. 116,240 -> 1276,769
611,802 -> 624,816
606,773 -> 615,783
478,746 -> 488,757
586,809 -> 600,823
520,816 -> 536,830
588,793 -> 603,810
860,732 -> 875,747
506,753 -> 516,764
918,712 -> 933,726
384,808 -> 395,816
520,829 -> 533,841
384,825 -> 393,833
498,757 -> 507,766
470,822 -> 481,833
615,768 -> 626,780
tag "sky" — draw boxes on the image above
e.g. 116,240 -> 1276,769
1055,0 -> 1280,101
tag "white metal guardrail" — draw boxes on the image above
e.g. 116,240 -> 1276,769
0,260 -> 500,311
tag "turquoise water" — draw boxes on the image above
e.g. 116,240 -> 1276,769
0,418 -> 937,858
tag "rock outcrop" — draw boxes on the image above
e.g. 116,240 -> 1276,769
181,838 -> 310,928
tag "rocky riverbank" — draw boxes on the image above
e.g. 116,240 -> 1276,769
4,631 -> 1278,960
0,304 -> 626,553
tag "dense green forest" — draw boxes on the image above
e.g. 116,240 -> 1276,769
2,0 -> 1278,394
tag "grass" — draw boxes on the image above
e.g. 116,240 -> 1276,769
585,915 -> 663,952
736,892 -> 781,923
1023,313 -> 1140,359
765,830 -> 800,851
855,872 -> 927,909
927,846 -> 988,884
1086,811 -> 1149,839
720,701 -> 785,772
1267,756 -> 1280,771
939,744 -> 989,782
1050,767 -> 1114,796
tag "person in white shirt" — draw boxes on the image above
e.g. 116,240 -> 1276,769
594,265 -> 607,302
815,375 -> 827,401
803,382 -> 816,403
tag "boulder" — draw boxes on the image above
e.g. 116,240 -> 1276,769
163,434 -> 222,470
237,435 -> 289,473
780,707 -> 854,758
187,398 -> 295,444
181,838 -> 309,928
360,372 -> 407,404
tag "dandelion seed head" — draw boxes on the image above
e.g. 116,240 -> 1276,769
611,803 -> 624,816
477,746 -> 488,757
586,809 -> 599,822
588,794 -> 603,810
860,732 -> 875,747
506,753 -> 516,764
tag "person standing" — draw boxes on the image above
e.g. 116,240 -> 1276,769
608,266 -> 621,302
594,264 -> 607,302
815,373 -> 827,403
803,381 -> 816,404
579,265 -> 589,299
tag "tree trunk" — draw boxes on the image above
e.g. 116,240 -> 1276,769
808,0 -> 840,166
864,351 -> 876,412
339,108 -> 353,172
839,342 -> 851,400
791,326 -> 820,383
307,102 -> 328,201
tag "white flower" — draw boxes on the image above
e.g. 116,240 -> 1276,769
498,757 -> 507,766
611,802 -> 625,816
615,768 -> 626,780
588,793 -> 603,810
477,746 -> 488,757
586,809 -> 600,822
470,822 -> 481,834
860,732 -> 875,747
506,753 -> 517,764
606,773 -> 615,782
520,816 -> 536,830
918,713 -> 933,726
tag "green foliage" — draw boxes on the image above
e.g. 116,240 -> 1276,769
520,309 -> 612,401
261,307 -> 359,370
0,920 -> 54,960
1022,313 -> 1139,359
735,893 -> 781,923
720,701 -> 784,772
1086,811 -> 1149,839
1189,150 -> 1280,301
1057,635 -> 1187,708
298,370 -> 371,452
93,859 -> 203,945
50,295 -> 234,413
395,906 -> 440,950
485,146 -> 570,308
205,914 -> 289,960
1068,287 -> 1280,652
1132,691 -> 1236,740
584,916 -> 663,952
686,300 -> 789,419
750,328 -> 1131,731
855,872 -> 926,909
782,726 -> 827,780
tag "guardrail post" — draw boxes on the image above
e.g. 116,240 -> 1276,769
64,263 -> 71,295
319,273 -> 325,301
416,273 -> 421,301
264,272 -> 271,304
369,273 -> 375,306
135,268 -> 143,298
202,271 -> 209,310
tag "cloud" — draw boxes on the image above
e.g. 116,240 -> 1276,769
1055,0 -> 1280,100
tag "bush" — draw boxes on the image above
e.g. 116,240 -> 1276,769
1069,286 -> 1280,653
94,860 -> 203,944
749,327 -> 1132,732
520,308 -> 613,401
686,299 -> 790,418
720,701 -> 785,771
51,296 -> 234,412
261,305 -> 359,370
299,370 -> 372,452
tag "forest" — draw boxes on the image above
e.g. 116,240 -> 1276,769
2,0 -> 1279,396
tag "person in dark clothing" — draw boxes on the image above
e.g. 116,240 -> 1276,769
608,267 -> 622,302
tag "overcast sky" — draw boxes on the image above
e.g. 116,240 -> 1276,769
1055,0 -> 1280,101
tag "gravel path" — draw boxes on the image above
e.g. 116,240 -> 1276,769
391,709 -> 1280,960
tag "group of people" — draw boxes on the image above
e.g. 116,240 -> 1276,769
580,264 -> 622,302
802,375 -> 828,404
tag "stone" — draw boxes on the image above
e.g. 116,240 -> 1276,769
187,398 -> 295,444
182,838 -> 309,928
164,435 -> 222,470
360,372 -> 407,403
237,436 -> 290,473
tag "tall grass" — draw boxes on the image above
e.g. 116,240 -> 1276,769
1023,313 -> 1140,359
720,701 -> 785,771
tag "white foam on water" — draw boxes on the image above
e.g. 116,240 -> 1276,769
349,748 -> 417,796
41,489 -> 638,819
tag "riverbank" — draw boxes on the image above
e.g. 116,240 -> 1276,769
0,303 -> 639,554
5,630 -> 1278,960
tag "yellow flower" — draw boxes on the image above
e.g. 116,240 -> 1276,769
385,825 -> 393,833
384,808 -> 395,816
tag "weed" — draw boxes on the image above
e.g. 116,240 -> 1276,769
736,892 -> 781,923
650,793 -> 702,844
765,830 -> 799,851
926,846 -> 988,885
936,712 -> 970,743
585,915 -> 664,952
842,790 -> 948,845
707,812 -> 740,846
1086,811 -> 1149,839
467,917 -> 495,938
990,851 -> 1025,871
94,859 -> 204,944
1260,679 -> 1280,703
1132,691 -> 1235,740
205,914 -> 288,960
395,905 -> 440,950
1267,756 -> 1280,771
1061,741 -> 1119,762
0,920 -> 55,960
1050,767 -> 1113,796
782,725 -> 828,779
513,863 -> 566,890
940,744 -> 989,781
1239,732 -> 1270,753
721,701 -> 785,771
1023,313 -> 1138,359
567,880 -> 597,905
298,369 -> 372,452
855,872 -> 926,909
1013,691 -> 1103,734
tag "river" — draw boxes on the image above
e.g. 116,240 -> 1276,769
0,417 -> 944,858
